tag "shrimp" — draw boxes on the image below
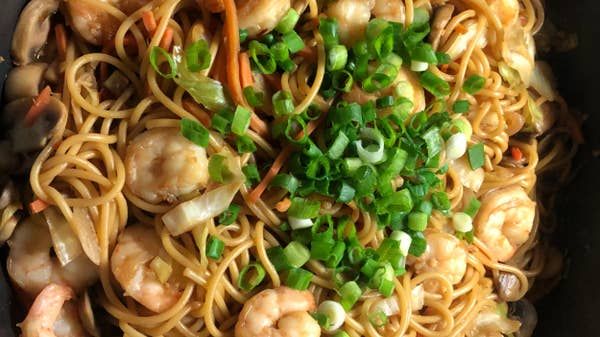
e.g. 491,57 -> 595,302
235,287 -> 320,337
343,67 -> 425,114
7,215 -> 98,297
326,0 -> 374,46
371,0 -> 405,23
237,0 -> 292,38
474,185 -> 536,262
65,0 -> 152,45
451,157 -> 485,192
125,128 -> 209,204
111,225 -> 181,313
410,231 -> 468,292
19,283 -> 87,337
487,0 -> 520,27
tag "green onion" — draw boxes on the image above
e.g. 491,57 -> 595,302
413,7 -> 431,26
331,70 -> 354,92
271,42 -> 290,62
284,241 -> 311,268
271,174 -> 299,194
239,29 -> 249,43
327,45 -> 348,71
339,281 -> 361,311
238,263 -> 266,291
288,197 -> 320,219
463,197 -> 481,218
180,118 -> 209,147
261,33 -> 275,45
408,231 -> 427,256
337,182 -> 356,203
219,204 -> 241,225
211,113 -> 230,135
267,246 -> 292,271
352,165 -> 378,198
368,310 -> 388,327
343,158 -> 363,175
436,52 -> 451,65
285,268 -> 313,290
407,212 -> 428,231
149,46 -> 177,79
279,58 -> 296,72
463,75 -> 486,94
467,143 -> 485,169
362,64 -> 398,92
366,18 -> 390,41
319,18 -> 339,49
376,96 -> 396,109
411,43 -> 438,64
231,106 -> 252,136
282,31 -> 305,53
421,127 -> 442,159
273,90 -> 295,116
248,40 -> 276,74
420,71 -> 450,97
355,128 -> 385,164
327,131 -> 350,160
276,8 -> 300,34
313,312 -> 331,329
333,331 -> 350,337
236,134 -> 257,153
186,39 -> 211,72
206,236 -> 225,259
209,154 -> 233,183
311,239 -> 334,261
326,241 -> 346,268
242,164 -> 260,185
243,86 -> 264,108
431,192 -> 451,214
329,102 -> 362,127
453,100 -> 470,114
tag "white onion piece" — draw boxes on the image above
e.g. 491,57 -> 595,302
288,216 -> 314,230
373,297 -> 400,317
43,206 -> 83,266
318,300 -> 346,332
445,133 -> 467,161
411,285 -> 425,311
452,212 -> 473,232
390,230 -> 412,257
410,60 -> 428,72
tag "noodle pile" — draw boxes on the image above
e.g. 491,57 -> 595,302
3,0 -> 579,336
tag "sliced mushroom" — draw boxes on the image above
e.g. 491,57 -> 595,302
1,96 -> 66,153
495,272 -> 522,302
11,0 -> 59,65
79,291 -> 100,337
4,63 -> 48,102
429,4 -> 454,50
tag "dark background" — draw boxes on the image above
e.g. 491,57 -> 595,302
0,0 -> 598,336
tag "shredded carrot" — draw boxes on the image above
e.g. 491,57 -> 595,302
182,99 -> 212,128
248,110 -> 329,203
510,146 -> 523,161
275,198 -> 292,212
25,86 -> 52,127
456,23 -> 468,34
222,0 -> 244,105
142,10 -> 157,35
29,199 -> 49,214
55,24 -> 67,60
160,27 -> 174,50
239,52 -> 254,88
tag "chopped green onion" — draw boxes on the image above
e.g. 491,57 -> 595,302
273,90 -> 295,116
282,31 -> 305,53
276,8 -> 300,34
408,231 -> 427,256
313,312 -> 331,329
452,212 -> 473,232
285,268 -> 313,290
236,134 -> 257,153
209,154 -> 233,183
376,96 -> 396,109
407,212 -> 428,231
239,29 -> 249,43
248,40 -> 276,74
333,331 -> 351,337
463,75 -> 486,94
362,64 -> 398,92
180,118 -> 209,147
271,174 -> 299,194
328,131 -> 350,160
186,39 -> 211,72
368,310 -> 388,327
419,71 -> 450,97
149,46 -> 177,79
211,113 -> 230,135
219,204 -> 241,225
436,52 -> 451,65
463,197 -> 481,218
261,33 -> 275,45
410,60 -> 429,72
238,263 -> 266,291
445,132 -> 467,160
355,128 -> 385,164
231,106 -> 252,135
453,100 -> 470,114
317,300 -> 346,332
327,45 -> 348,71
339,281 -> 361,311
467,143 -> 485,169
431,192 -> 451,214
271,42 -> 290,62
326,241 -> 346,268
206,236 -> 225,259
267,246 -> 292,271
242,164 -> 260,185
284,241 -> 311,268
411,43 -> 438,64
331,70 -> 354,92
413,7 -> 431,26
243,86 -> 264,108
390,230 -> 412,256
337,182 -> 356,203
319,18 -> 339,49
422,127 -> 443,160
288,197 -> 321,219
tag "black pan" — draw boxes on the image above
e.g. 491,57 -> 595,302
0,0 -> 599,336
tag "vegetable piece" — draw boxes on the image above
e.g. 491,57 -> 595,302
317,300 -> 346,332
24,86 -> 52,127
142,10 -> 157,34
282,31 -> 305,53
420,71 -> 450,97
206,236 -> 225,259
150,257 -> 172,284
276,8 -> 300,34
186,39 -> 211,72
175,68 -> 231,112
445,132 -> 468,160
463,75 -> 486,94
180,118 -> 209,147
238,263 -> 266,291
355,128 -> 385,164
285,268 -> 313,290
467,143 -> 485,170
219,204 -> 241,225
284,241 -> 311,268
29,198 -> 49,214
327,45 -> 348,71
452,100 -> 470,114
288,197 -> 320,219
339,281 -> 361,311
231,105 -> 252,135
149,46 -> 178,79
43,206 -> 82,266
452,212 -> 473,233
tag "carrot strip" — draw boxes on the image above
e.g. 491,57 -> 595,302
275,198 -> 292,212
25,86 -> 52,127
55,24 -> 67,60
29,199 -> 50,214
182,99 -> 212,128
142,10 -> 158,35
510,146 -> 523,161
248,110 -> 329,203
222,0 -> 244,105
239,52 -> 254,88
160,27 -> 174,50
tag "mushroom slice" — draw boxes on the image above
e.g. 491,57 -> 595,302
4,63 -> 48,102
2,96 -> 66,153
429,5 -> 454,50
11,0 -> 59,65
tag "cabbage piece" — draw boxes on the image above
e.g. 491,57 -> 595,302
43,206 -> 84,266
502,24 -> 535,86
529,61 -> 556,101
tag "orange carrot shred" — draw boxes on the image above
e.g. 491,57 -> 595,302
55,24 -> 67,60
510,147 -> 523,161
182,99 -> 212,128
239,52 -> 254,88
25,86 -> 52,127
29,199 -> 50,214
222,0 -> 244,106
142,10 -> 158,35
160,27 -> 174,50
275,198 -> 292,212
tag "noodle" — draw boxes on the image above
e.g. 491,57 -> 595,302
1,0 -> 579,336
